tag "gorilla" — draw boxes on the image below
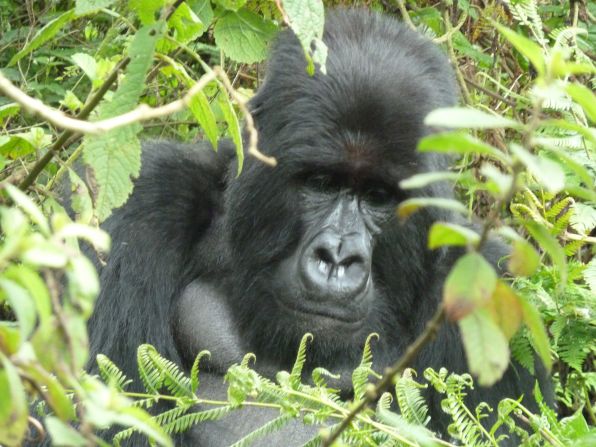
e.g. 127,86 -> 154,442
82,9 -> 549,446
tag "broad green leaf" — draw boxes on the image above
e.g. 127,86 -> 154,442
428,222 -> 479,249
217,91 -> 244,174
46,417 -> 87,446
397,197 -> 467,220
508,239 -> 540,277
213,10 -> 277,64
191,0 -> 214,26
566,83 -> 596,123
443,253 -> 497,321
570,203 -> 596,236
0,353 -> 28,446
282,0 -> 327,73
83,24 -> 162,221
0,278 -> 36,341
4,265 -> 51,324
75,0 -> 116,15
510,144 -> 565,193
418,132 -> 509,163
399,171 -> 460,190
424,107 -> 520,130
483,280 -> 523,340
493,22 -> 545,75
168,1 -> 206,43
459,309 -> 509,386
22,241 -> 68,267
129,0 -> 166,25
189,89 -> 219,149
9,10 -> 77,66
72,53 -> 98,82
519,297 -> 552,371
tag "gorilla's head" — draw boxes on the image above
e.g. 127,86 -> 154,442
224,10 -> 457,366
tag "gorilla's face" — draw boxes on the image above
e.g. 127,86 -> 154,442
271,168 -> 398,334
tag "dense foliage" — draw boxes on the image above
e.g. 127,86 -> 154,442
0,0 -> 594,445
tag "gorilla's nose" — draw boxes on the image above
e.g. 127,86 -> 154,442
301,232 -> 371,299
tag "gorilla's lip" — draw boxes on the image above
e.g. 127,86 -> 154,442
275,290 -> 369,326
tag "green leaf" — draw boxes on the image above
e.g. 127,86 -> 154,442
71,53 -> 98,82
443,253 -> 497,321
168,1 -> 206,43
397,197 -> 467,220
188,89 -> 219,149
0,103 -> 20,124
493,22 -> 545,75
459,309 -> 509,386
4,184 -> 50,235
0,278 -> 36,341
21,366 -> 75,421
75,0 -> 116,15
46,417 -> 87,446
566,83 -> 596,123
128,0 -> 166,25
510,144 -> 565,193
524,221 -> 567,283
424,107 -> 520,130
4,265 -> 51,324
418,132 -> 508,162
0,353 -> 28,446
399,171 -> 460,190
483,280 -> 522,340
519,297 -> 552,371
428,222 -> 479,249
9,9 -> 77,66
216,0 -> 247,11
508,239 -> 540,277
282,0 -> 327,73
213,10 -> 277,64
83,24 -> 162,221
217,90 -> 244,174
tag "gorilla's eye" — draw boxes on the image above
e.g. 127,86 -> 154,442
362,185 -> 394,206
303,173 -> 338,193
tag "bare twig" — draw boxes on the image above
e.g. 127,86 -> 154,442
395,0 -> 417,31
434,12 -> 468,44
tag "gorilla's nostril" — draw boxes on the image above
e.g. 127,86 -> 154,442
314,247 -> 335,266
340,255 -> 363,267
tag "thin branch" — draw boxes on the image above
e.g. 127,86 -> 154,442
322,306 -> 446,446
395,0 -> 417,31
464,76 -> 517,108
433,12 -> 468,44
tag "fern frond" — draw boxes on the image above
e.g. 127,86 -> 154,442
395,369 -> 430,426
97,353 -> 132,391
352,333 -> 379,400
137,344 -> 164,393
290,333 -> 313,389
376,392 -> 393,414
190,350 -> 210,393
162,406 -> 234,434
311,367 -> 341,388
229,414 -> 293,447
510,331 -> 535,374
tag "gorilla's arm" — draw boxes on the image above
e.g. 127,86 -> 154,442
86,141 -> 234,383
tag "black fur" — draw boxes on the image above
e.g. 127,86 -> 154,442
77,9 -> 549,446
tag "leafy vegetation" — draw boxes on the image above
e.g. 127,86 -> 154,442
0,0 -> 594,445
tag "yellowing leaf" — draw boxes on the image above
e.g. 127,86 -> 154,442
443,253 -> 497,321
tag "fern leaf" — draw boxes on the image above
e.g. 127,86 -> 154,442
394,369 -> 430,426
229,414 -> 293,447
190,350 -> 211,394
290,333 -> 313,389
97,353 -> 132,391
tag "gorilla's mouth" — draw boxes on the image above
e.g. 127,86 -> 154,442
275,287 -> 370,327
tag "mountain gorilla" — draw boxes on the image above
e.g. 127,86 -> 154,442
84,9 -> 549,446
